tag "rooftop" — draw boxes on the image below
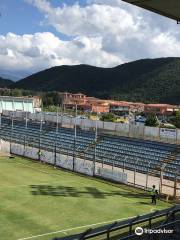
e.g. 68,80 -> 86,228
122,0 -> 180,22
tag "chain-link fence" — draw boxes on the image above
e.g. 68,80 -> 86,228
1,115 -> 180,199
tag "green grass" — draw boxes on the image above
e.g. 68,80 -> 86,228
0,156 -> 171,240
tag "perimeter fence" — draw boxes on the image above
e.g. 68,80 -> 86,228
0,116 -> 180,199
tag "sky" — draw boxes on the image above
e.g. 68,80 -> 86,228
0,0 -> 180,78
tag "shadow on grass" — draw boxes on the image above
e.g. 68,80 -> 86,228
30,185 -> 150,200
138,201 -> 151,205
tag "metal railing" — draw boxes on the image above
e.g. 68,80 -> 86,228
52,205 -> 180,240
1,116 -> 180,198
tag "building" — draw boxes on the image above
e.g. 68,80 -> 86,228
58,92 -> 86,105
0,96 -> 42,113
86,97 -> 109,113
58,91 -> 180,117
59,92 -> 109,113
129,102 -> 145,113
58,92 -> 146,114
109,102 -> 130,116
144,104 -> 179,117
109,101 -> 145,116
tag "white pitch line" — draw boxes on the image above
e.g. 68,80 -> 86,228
17,210 -> 157,240
16,216 -> 134,240
150,207 -> 160,212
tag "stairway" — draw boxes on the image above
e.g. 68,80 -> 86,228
77,136 -> 103,158
160,146 -> 180,169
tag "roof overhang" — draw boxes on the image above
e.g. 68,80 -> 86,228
122,0 -> 180,23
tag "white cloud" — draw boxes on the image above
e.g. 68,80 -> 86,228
26,0 -> 139,37
151,33 -> 180,56
1,0 -> 180,74
24,0 -> 180,59
0,32 -> 121,74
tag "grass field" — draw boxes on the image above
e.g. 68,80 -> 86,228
0,156 -> 171,240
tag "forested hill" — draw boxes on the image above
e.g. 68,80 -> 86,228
13,57 -> 180,104
0,77 -> 13,88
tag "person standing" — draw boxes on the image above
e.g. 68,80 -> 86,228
38,149 -> 42,162
151,185 -> 157,205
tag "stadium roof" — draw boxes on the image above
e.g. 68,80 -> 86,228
122,0 -> 180,22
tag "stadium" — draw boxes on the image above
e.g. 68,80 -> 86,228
0,1 -> 180,240
1,106 -> 180,240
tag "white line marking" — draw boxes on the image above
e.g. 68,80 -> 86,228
150,207 -> 160,212
151,208 -> 156,212
16,212 -> 151,240
4,158 -> 164,240
16,216 -> 132,240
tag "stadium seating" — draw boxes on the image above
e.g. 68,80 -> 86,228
1,116 -> 180,179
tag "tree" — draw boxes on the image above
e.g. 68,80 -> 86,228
11,88 -> 22,97
145,113 -> 158,127
100,113 -> 116,122
171,111 -> 180,128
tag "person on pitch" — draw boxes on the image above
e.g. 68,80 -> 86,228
38,149 -> 43,161
150,185 -> 157,205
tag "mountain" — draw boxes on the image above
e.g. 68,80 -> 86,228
0,69 -> 31,81
13,57 -> 180,104
0,77 -> 13,88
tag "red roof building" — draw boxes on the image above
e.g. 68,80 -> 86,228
144,104 -> 179,116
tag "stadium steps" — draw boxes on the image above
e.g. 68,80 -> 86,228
77,136 -> 103,157
1,116 -> 180,179
158,146 -> 180,174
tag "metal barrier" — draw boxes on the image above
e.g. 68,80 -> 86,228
2,110 -> 180,145
53,205 -> 180,240
1,116 -> 180,198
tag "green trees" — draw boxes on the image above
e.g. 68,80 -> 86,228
145,113 -> 159,127
10,57 -> 180,103
10,88 -> 22,97
171,111 -> 180,128
100,113 -> 116,122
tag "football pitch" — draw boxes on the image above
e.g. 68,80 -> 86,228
0,156 -> 171,240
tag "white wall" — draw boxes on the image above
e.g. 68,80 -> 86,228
0,139 -> 10,153
2,110 -> 180,144
0,99 -> 35,113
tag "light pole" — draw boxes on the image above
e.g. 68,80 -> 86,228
145,161 -> 151,189
173,170 -> 178,200
159,163 -> 166,194
112,153 -> 118,171
134,158 -> 140,186
10,112 -> 14,153
54,106 -> 59,167
73,104 -> 77,171
38,113 -> 43,162
93,108 -> 98,176
25,99 -> 29,129
0,112 -> 1,129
